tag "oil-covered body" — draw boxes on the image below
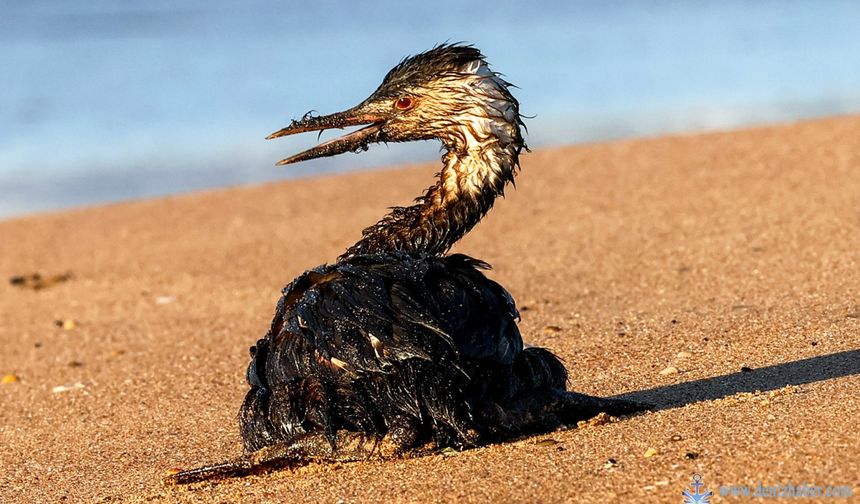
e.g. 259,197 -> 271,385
240,252 -> 582,454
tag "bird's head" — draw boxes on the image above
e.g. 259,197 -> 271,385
267,43 -> 524,166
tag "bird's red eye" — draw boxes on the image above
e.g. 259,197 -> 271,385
395,96 -> 414,110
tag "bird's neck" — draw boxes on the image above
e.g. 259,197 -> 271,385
341,130 -> 523,260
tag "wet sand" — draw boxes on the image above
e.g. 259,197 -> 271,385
1,116 -> 858,502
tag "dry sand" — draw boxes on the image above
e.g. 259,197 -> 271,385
1,116 -> 859,503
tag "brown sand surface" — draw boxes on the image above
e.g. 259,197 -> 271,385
1,116 -> 859,503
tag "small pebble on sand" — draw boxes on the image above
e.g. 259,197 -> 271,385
54,319 -> 77,330
156,295 -> 176,305
2,374 -> 20,384
52,381 -> 88,394
576,412 -> 614,429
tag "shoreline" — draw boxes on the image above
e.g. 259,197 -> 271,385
5,113 -> 858,224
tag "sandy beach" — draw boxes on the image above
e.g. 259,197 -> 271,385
1,116 -> 858,503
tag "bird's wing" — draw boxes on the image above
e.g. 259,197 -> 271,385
430,254 -> 523,366
260,257 -> 462,380
249,256 -> 479,433
250,253 -> 525,388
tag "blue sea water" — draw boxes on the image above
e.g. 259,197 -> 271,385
1,1 -> 859,218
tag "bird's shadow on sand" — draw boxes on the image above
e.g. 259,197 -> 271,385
613,349 -> 860,411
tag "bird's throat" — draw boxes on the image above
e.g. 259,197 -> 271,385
340,139 -> 521,260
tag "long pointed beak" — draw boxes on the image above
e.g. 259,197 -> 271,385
266,107 -> 387,166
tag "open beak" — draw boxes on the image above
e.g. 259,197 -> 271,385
266,107 -> 387,166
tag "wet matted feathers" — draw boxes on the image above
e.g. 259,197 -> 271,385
239,253 -> 524,453
164,44 -> 646,486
